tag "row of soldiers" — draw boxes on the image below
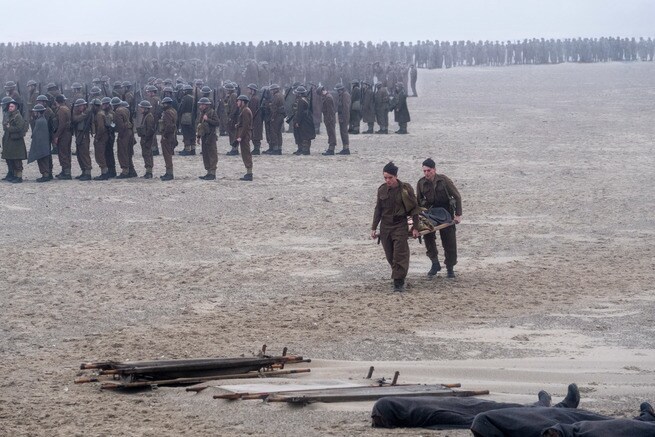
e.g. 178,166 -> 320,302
2,77 -> 411,182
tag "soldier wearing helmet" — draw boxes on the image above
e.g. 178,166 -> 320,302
235,95 -> 253,181
71,99 -> 93,180
196,97 -> 220,180
136,100 -> 156,179
111,97 -> 137,178
159,97 -> 178,181
335,83 -> 351,155
145,85 -> 161,156
290,86 -> 315,155
178,84 -> 196,156
112,81 -> 123,98
4,81 -> 23,116
102,96 -> 118,178
71,83 -> 85,103
224,82 -> 239,155
264,84 -> 285,155
52,95 -> 73,180
319,86 -> 337,155
2,99 -> 27,183
91,98 -> 111,180
26,80 -> 39,115
28,104 -> 54,182
246,84 -> 262,155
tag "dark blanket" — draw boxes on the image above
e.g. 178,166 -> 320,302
545,419 -> 655,437
371,396 -> 528,429
28,116 -> 51,163
471,407 -> 614,437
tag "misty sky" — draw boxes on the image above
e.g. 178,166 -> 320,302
2,0 -> 654,44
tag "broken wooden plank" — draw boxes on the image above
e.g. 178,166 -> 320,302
266,384 -> 488,404
101,368 -> 311,390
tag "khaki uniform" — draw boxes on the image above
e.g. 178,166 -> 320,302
161,106 -> 178,173
71,108 -> 93,173
93,109 -> 109,171
225,92 -> 238,147
270,91 -> 286,151
337,90 -> 351,149
147,95 -> 161,153
372,181 -> 421,280
114,106 -> 134,174
236,106 -> 253,171
321,93 -> 337,151
137,111 -> 156,172
196,107 -> 220,173
178,93 -> 195,150
247,94 -> 263,149
416,174 -> 462,269
374,86 -> 390,131
53,105 -> 72,174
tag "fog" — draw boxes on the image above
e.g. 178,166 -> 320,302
1,0 -> 654,44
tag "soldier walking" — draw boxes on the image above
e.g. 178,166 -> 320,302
371,162 -> 421,292
416,158 -> 462,278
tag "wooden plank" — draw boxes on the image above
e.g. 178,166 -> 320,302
266,384 -> 488,404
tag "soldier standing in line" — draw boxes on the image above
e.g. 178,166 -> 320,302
235,94 -> 254,181
264,84 -> 285,155
145,85 -> 161,156
335,84 -> 350,154
112,81 -> 123,98
409,64 -> 418,97
2,100 -> 28,183
360,81 -> 376,134
393,82 -> 410,134
136,100 -> 156,179
4,82 -> 23,115
26,80 -> 39,116
71,83 -> 85,103
246,84 -> 263,156
348,80 -> 361,134
196,97 -> 220,180
112,97 -> 136,179
71,99 -> 93,180
121,81 -> 135,117
370,162 -> 421,292
159,97 -> 177,181
225,83 -> 240,156
318,86 -> 337,155
101,97 -> 117,178
416,158 -> 462,279
28,104 -> 53,182
178,84 -> 196,156
374,82 -> 389,134
91,99 -> 110,180
290,86 -> 315,155
52,95 -> 73,180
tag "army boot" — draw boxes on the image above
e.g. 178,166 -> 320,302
78,170 -> 92,181
2,171 -> 14,181
337,148 -> 350,155
553,384 -> 580,409
446,267 -> 456,279
239,172 -> 253,181
322,149 -> 335,156
533,390 -> 552,407
127,167 -> 138,178
36,173 -> 52,183
427,259 -> 441,278
94,169 -> 111,181
55,170 -> 72,180
226,147 -> 239,156
142,168 -> 153,179
160,173 -> 174,181
252,146 -> 261,155
393,278 -> 405,292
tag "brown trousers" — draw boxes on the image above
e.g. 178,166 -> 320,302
201,135 -> 218,172
116,131 -> 133,171
325,119 -> 337,150
339,120 -> 350,147
424,226 -> 457,268
37,155 -> 52,175
140,136 -> 154,170
6,159 -> 24,174
380,226 -> 411,280
75,132 -> 92,171
181,124 -> 195,148
271,117 -> 284,150
161,133 -> 176,172
93,136 -> 108,170
239,137 -> 253,170
57,132 -> 73,172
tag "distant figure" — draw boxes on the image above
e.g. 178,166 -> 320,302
409,64 -> 418,97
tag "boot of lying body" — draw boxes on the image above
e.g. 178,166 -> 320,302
637,402 -> 655,421
553,383 -> 580,408
533,390 -> 552,407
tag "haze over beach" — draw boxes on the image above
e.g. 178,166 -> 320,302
2,0 -> 654,43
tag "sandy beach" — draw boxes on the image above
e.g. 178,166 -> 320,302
1,61 -> 654,436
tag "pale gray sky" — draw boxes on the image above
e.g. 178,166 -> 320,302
1,0 -> 653,43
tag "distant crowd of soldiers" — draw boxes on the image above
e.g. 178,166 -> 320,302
1,74 -> 412,183
0,36 -> 652,92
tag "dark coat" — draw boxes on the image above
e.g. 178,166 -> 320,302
393,90 -> 410,123
28,115 -> 51,163
1,110 -> 27,160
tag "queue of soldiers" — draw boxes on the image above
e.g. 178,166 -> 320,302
1,77 -> 411,183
